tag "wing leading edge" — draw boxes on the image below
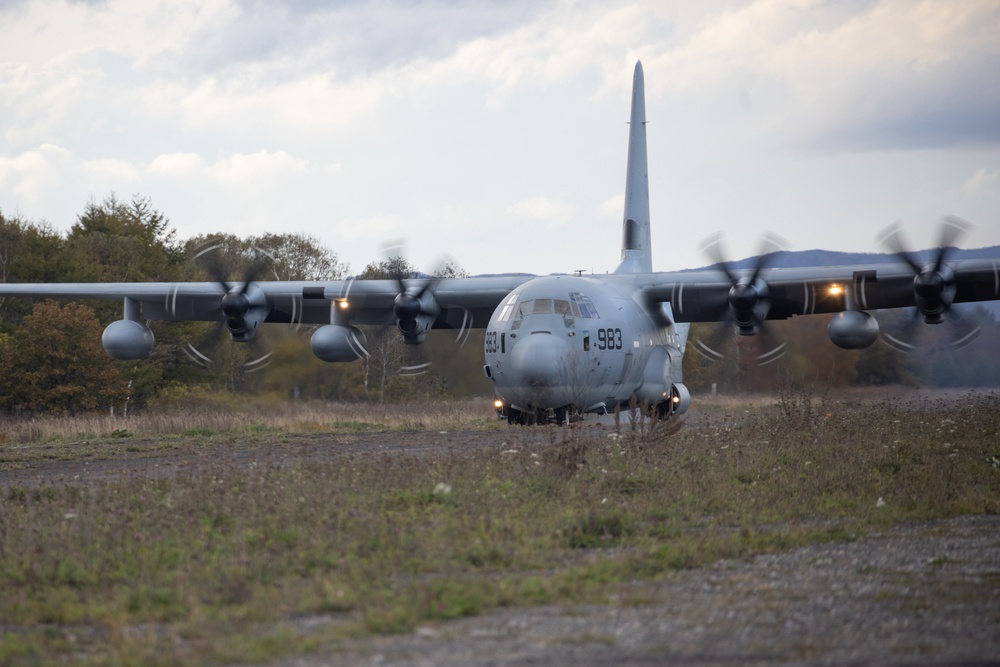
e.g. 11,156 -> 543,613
0,275 -> 534,329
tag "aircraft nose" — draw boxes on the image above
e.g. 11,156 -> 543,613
510,332 -> 572,386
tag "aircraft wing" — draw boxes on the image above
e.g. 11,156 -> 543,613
633,258 -> 1000,322
3,258 -> 998,329
0,275 -> 534,329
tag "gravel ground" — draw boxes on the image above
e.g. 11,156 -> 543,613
4,405 -> 998,667
270,514 -> 1000,667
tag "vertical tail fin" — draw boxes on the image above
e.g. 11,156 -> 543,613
614,61 -> 652,275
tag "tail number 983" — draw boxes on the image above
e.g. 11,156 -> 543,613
485,330 -> 499,354
597,328 -> 623,350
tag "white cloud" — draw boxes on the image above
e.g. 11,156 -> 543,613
0,143 -> 73,200
205,150 -> 309,183
506,195 -> 577,227
84,158 -> 140,185
0,0 -> 235,67
649,0 -> 999,92
962,167 -> 1000,193
598,194 -> 625,221
148,150 -> 340,184
644,0 -> 1000,150
403,2 -> 673,106
148,152 -> 207,176
168,73 -> 387,141
333,215 -> 405,242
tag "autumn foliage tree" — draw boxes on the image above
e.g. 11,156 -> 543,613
0,301 -> 128,414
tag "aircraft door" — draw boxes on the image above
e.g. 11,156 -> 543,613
616,351 -> 634,385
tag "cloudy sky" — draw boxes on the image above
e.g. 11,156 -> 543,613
1,0 -> 999,276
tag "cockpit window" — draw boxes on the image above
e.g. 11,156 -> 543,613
532,299 -> 554,315
569,292 -> 600,319
515,294 -> 598,320
517,298 -> 573,318
497,294 -> 519,322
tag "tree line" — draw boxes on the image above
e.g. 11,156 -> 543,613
1,193 -> 997,414
0,194 -> 487,414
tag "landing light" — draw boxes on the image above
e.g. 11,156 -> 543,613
828,284 -> 843,297
672,395 -> 680,404
493,399 -> 504,410
338,299 -> 350,310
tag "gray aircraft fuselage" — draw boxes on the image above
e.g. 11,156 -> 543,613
484,274 -> 688,421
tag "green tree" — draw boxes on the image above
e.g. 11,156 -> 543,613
252,232 -> 348,281
65,192 -> 183,285
0,210 -> 67,283
63,194 -> 200,400
184,232 -> 348,283
253,326 -> 369,401
0,211 -> 68,329
854,310 -> 917,386
0,301 -> 128,414
355,257 -> 415,401
356,255 -> 413,281
683,322 -> 739,392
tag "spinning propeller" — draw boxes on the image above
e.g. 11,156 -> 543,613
382,244 -> 473,344
693,232 -> 789,365
182,241 -> 275,373
877,216 -> 980,353
382,243 -> 474,382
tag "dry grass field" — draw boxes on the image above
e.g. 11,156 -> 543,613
1,389 -> 998,666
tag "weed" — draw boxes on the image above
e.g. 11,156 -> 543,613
0,392 -> 997,665
563,509 -> 636,549
0,398 -> 499,445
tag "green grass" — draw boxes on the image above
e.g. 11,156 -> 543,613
1,391 -> 998,665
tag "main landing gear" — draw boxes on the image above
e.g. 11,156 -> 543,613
497,399 -> 575,426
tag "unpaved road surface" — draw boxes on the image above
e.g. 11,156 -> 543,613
0,427 -> 569,488
259,515 -> 1000,667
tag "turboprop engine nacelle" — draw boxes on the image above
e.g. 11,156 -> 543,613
635,345 -> 671,405
102,320 -> 155,360
393,288 -> 439,345
669,382 -> 690,416
397,313 -> 436,345
311,324 -> 369,363
828,310 -> 879,349
635,347 -> 690,417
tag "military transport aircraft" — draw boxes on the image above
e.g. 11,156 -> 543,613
1,61 -> 998,425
